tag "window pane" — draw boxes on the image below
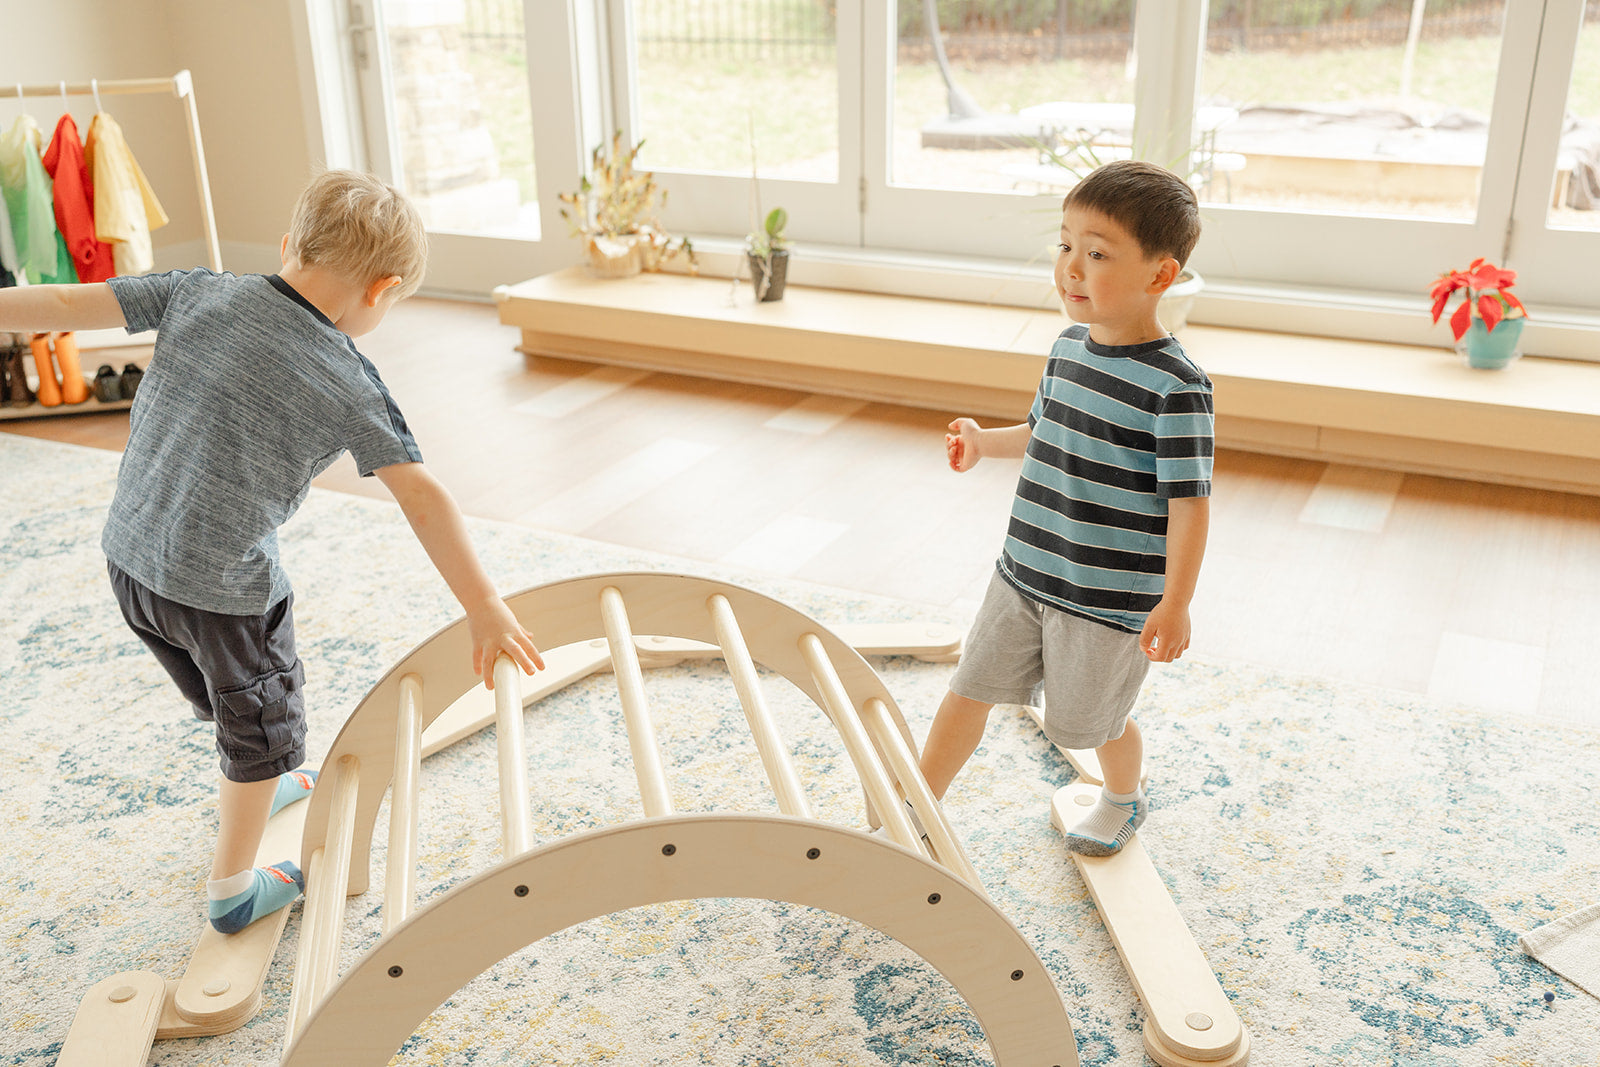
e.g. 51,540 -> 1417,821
891,2 -> 1137,193
1200,1 -> 1512,219
631,0 -> 838,180
382,0 -> 538,238
1547,3 -> 1600,231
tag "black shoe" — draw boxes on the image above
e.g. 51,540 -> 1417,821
93,364 -> 121,403
119,363 -> 144,400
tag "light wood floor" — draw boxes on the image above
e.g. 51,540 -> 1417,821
8,296 -> 1598,725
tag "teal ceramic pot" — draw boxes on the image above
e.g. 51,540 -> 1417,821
1458,316 -> 1525,370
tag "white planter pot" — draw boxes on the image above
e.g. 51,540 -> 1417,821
1160,268 -> 1204,333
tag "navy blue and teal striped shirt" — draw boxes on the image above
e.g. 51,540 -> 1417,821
998,324 -> 1214,634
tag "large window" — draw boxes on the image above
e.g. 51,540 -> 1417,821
332,0 -> 1599,330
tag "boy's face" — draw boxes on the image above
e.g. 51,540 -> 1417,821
1054,206 -> 1178,344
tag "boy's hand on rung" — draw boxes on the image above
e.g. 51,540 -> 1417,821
469,599 -> 545,689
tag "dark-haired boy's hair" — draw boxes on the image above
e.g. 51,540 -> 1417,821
1063,160 -> 1200,267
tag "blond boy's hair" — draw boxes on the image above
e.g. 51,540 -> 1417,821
285,170 -> 427,298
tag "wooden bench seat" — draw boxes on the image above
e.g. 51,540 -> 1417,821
496,267 -> 1600,496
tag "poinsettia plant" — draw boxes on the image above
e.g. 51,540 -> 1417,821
1429,257 -> 1527,341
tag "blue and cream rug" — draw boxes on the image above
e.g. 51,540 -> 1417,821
2,433 -> 1597,1066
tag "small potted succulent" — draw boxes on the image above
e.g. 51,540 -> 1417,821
746,206 -> 790,302
558,131 -> 695,278
1429,257 -> 1529,370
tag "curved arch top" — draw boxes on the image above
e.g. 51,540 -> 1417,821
282,815 -> 1079,1067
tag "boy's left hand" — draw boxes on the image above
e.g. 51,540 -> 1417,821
1139,599 -> 1191,662
467,598 -> 545,689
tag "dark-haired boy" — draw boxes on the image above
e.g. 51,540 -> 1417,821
923,159 -> 1213,856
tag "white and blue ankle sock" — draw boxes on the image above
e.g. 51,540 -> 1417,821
207,861 -> 304,934
270,769 -> 317,816
1064,786 -> 1147,857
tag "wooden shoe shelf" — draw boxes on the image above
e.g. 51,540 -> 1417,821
0,339 -> 152,422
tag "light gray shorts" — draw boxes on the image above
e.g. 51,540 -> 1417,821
950,570 -> 1150,750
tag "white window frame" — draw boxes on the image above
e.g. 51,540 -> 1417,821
294,0 -> 1598,354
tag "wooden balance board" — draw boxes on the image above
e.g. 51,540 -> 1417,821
1052,782 -> 1250,1066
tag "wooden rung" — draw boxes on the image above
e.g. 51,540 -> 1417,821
1051,783 -> 1249,1066
57,970 -> 164,1066
287,755 -> 360,1044
599,586 -> 674,818
386,674 -> 424,931
797,633 -> 921,851
708,594 -> 811,819
169,789 -> 311,1032
857,697 -> 983,888
492,654 -> 533,857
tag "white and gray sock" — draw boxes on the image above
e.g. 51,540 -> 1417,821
1064,787 -> 1146,857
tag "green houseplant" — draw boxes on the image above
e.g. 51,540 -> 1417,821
558,131 -> 695,278
1429,257 -> 1528,369
746,207 -> 790,302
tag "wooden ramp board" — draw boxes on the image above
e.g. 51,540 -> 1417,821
57,970 -> 164,1067
1051,783 -> 1250,1066
417,623 -> 965,760
160,789 -> 313,1036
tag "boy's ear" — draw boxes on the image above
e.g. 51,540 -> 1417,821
366,275 -> 404,307
1148,257 -> 1182,295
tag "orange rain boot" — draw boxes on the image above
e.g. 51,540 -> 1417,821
53,332 -> 88,404
29,334 -> 62,407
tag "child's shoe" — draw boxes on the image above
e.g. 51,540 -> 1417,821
4,344 -> 34,405
29,334 -> 61,407
120,362 -> 144,400
1063,787 -> 1148,857
53,332 -> 88,404
93,364 -> 121,403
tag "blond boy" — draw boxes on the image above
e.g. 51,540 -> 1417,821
0,170 -> 543,931
923,160 -> 1212,855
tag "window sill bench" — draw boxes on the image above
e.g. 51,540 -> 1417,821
496,267 -> 1600,496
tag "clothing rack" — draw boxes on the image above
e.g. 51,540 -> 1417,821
9,70 -> 221,272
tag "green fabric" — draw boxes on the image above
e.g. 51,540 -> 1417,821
0,115 -> 69,283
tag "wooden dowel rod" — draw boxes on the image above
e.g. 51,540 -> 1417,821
282,846 -> 323,1050
283,754 -> 359,1044
796,633 -> 921,850
7,75 -> 188,99
384,675 -> 423,932
707,594 -> 811,819
599,587 -> 674,818
859,697 -> 984,888
493,654 -> 533,858
307,755 -> 361,1007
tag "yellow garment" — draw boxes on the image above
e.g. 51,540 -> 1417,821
85,112 -> 168,276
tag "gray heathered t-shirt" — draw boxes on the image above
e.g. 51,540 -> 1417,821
103,268 -> 421,615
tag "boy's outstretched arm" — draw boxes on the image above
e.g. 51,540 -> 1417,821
375,462 -> 545,688
1139,496 -> 1209,662
0,282 -> 127,332
945,418 -> 1031,471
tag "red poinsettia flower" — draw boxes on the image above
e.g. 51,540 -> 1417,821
1427,258 -> 1527,342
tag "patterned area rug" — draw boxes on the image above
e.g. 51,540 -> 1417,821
2,432 -> 1597,1067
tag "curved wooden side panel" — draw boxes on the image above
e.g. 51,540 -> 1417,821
282,815 -> 1079,1067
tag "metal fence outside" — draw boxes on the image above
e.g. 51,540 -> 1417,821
455,0 -> 1584,64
